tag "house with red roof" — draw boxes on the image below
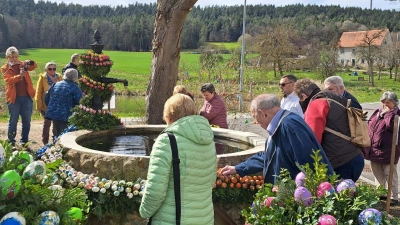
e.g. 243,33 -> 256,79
337,29 -> 392,67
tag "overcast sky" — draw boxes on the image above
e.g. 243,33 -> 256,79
39,0 -> 398,10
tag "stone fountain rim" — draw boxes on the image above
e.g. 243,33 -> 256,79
59,125 -> 266,158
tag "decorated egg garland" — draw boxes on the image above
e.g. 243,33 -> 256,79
69,36 -> 122,131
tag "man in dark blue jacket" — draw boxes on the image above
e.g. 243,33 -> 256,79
62,53 -> 81,79
324,76 -> 362,109
219,94 -> 333,185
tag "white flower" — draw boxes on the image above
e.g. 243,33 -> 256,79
127,193 -> 133,199
114,191 -> 120,196
125,187 -> 132,193
92,187 -> 100,192
111,185 -> 118,191
133,190 -> 139,196
100,188 -> 106,194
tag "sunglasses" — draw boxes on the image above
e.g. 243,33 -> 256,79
279,82 -> 293,87
47,68 -> 56,71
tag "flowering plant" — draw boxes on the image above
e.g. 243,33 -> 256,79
242,150 -> 399,225
78,75 -> 114,101
78,51 -> 113,79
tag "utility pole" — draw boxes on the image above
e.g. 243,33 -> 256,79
370,0 -> 372,10
239,0 -> 246,112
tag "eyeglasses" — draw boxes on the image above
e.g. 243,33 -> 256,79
47,68 -> 56,71
279,82 -> 293,87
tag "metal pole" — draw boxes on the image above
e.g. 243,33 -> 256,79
370,0 -> 372,10
239,0 -> 246,112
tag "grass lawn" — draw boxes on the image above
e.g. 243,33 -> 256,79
204,42 -> 241,50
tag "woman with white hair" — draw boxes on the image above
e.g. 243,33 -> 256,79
1,46 -> 37,146
365,91 -> 400,206
44,68 -> 82,137
35,61 -> 62,144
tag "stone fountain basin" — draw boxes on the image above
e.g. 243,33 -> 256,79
60,125 -> 266,181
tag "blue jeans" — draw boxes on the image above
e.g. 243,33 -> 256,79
334,153 -> 365,181
7,96 -> 33,144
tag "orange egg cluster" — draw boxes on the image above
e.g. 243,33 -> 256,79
214,168 -> 264,191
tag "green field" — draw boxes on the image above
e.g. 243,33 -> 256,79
205,42 -> 241,50
1,46 -> 400,121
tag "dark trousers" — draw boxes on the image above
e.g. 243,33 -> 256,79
42,118 -> 56,145
334,153 -> 365,181
53,120 -> 68,137
7,96 -> 33,144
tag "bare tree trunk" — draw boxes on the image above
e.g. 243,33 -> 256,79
369,61 -> 374,86
146,0 -> 197,124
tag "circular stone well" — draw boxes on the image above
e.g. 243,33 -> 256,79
59,125 -> 266,181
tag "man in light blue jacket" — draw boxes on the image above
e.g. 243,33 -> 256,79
219,94 -> 333,185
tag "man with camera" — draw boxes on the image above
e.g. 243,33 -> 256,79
1,46 -> 37,146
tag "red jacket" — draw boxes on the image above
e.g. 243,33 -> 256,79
1,61 -> 37,104
305,91 -> 361,168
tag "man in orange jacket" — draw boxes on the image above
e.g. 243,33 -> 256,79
1,46 -> 37,146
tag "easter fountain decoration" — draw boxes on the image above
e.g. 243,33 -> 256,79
69,30 -> 128,131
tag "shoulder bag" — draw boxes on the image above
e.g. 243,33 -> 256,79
148,132 -> 181,225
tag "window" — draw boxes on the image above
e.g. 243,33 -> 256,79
340,49 -> 344,54
341,59 -> 344,64
352,49 -> 355,53
361,59 -> 365,63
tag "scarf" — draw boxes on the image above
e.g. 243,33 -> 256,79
300,87 -> 321,113
46,73 -> 59,86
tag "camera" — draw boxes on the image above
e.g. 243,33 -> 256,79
23,60 -> 34,71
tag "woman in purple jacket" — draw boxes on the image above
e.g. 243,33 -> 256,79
199,83 -> 228,129
367,91 -> 400,205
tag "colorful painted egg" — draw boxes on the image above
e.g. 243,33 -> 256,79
0,212 -> 26,225
10,151 -> 33,171
39,211 -> 60,225
358,208 -> 382,225
294,187 -> 313,206
0,170 -> 22,199
22,161 -> 46,184
318,214 -> 337,225
0,144 -> 6,169
42,173 -> 59,185
316,182 -> 335,198
295,172 -> 306,187
67,207 -> 82,223
336,179 -> 356,196
263,197 -> 275,208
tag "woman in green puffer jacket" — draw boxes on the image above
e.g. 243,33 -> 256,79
139,94 -> 217,225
